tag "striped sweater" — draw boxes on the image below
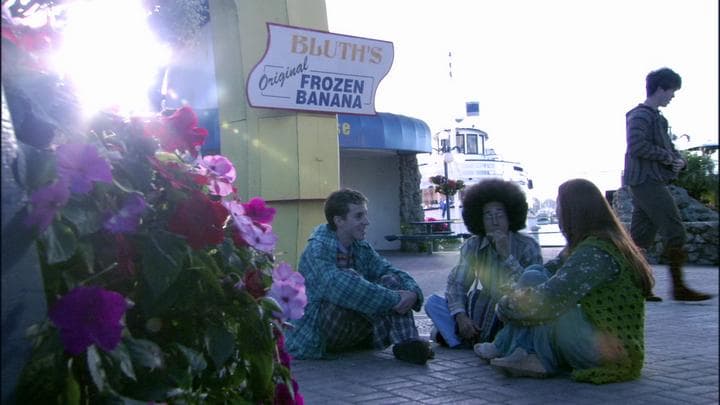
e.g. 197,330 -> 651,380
623,104 -> 683,186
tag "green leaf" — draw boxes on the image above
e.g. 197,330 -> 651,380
125,337 -> 164,371
108,341 -> 137,381
246,351 -> 275,401
219,239 -> 244,270
175,343 -> 207,375
140,232 -> 187,299
191,252 -> 224,297
63,361 -> 81,405
204,325 -> 235,368
76,240 -> 96,273
259,296 -> 283,316
87,345 -> 107,393
62,199 -> 104,236
111,178 -> 141,194
42,220 -> 77,264
16,142 -> 57,189
233,305 -> 275,400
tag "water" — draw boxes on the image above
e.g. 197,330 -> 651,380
424,207 -> 566,247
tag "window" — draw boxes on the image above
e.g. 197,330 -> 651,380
440,138 -> 449,151
455,133 -> 465,153
466,133 -> 478,154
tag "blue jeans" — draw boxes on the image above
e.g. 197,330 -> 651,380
424,294 -> 464,347
492,265 -> 601,374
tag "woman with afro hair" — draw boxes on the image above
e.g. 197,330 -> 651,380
424,179 -> 542,349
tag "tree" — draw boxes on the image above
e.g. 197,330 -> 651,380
531,197 -> 541,213
675,151 -> 718,210
541,199 -> 556,210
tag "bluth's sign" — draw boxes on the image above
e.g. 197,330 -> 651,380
247,23 -> 394,115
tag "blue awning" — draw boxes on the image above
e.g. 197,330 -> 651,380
337,112 -> 431,154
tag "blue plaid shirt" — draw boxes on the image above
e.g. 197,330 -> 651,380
285,224 -> 424,359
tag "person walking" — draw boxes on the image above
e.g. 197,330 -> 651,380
623,67 -> 711,301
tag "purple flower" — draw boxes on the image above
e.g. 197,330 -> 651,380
238,217 -> 278,253
272,262 -> 305,287
25,179 -> 70,231
196,155 -> 236,196
269,262 -> 306,320
48,286 -> 127,355
224,199 -> 246,222
104,193 -> 147,234
56,142 -> 113,194
269,281 -> 306,321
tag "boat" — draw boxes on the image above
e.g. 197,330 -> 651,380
417,116 -> 534,211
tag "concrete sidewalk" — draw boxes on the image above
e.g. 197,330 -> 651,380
291,250 -> 719,404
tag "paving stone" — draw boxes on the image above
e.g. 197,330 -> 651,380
291,251 -> 718,404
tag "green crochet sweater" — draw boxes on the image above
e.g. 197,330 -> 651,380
572,238 -> 645,384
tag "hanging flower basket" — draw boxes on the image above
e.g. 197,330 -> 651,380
429,175 -> 465,196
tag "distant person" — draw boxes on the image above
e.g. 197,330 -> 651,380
475,179 -> 654,383
439,198 -> 448,218
424,179 -> 542,349
285,189 -> 434,365
623,67 -> 711,301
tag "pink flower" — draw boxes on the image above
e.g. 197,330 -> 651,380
275,379 -> 303,405
56,143 -> 113,194
225,200 -> 278,253
48,287 -> 127,355
235,217 -> 278,253
195,155 -> 236,196
242,197 -> 276,224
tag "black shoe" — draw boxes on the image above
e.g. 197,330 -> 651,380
392,340 -> 433,365
645,294 -> 663,302
673,285 -> 713,301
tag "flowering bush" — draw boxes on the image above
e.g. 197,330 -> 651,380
425,217 -> 450,233
429,175 -> 465,196
3,4 -> 306,404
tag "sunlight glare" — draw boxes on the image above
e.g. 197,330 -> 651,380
51,0 -> 171,117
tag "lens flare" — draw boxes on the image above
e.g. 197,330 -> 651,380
50,0 -> 170,117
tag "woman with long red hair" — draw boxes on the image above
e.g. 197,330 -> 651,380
474,178 -> 654,384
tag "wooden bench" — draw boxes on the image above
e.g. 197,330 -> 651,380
385,233 -> 471,254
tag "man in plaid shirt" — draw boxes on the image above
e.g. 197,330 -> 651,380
285,189 -> 434,364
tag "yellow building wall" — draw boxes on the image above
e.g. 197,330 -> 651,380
209,0 -> 339,266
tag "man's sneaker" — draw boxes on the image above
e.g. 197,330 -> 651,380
490,347 -> 550,378
473,342 -> 501,361
392,340 -> 434,365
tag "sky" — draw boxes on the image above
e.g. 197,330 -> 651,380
325,0 -> 719,200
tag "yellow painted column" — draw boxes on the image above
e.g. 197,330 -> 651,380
209,0 -> 339,266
